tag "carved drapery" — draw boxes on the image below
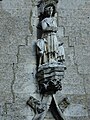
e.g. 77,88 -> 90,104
27,1 -> 68,120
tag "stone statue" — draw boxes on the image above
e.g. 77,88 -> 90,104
36,38 -> 47,66
58,43 -> 65,62
41,3 -> 58,62
27,1 -> 67,120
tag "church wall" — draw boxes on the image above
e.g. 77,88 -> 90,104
0,0 -> 90,120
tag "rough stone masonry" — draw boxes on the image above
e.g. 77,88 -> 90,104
0,0 -> 90,120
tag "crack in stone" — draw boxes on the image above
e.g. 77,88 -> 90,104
11,63 -> 16,103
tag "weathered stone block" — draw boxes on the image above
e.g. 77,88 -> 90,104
1,115 -> 13,120
65,47 -> 74,66
58,0 -> 85,9
15,81 -> 36,94
13,63 -> 37,94
77,64 -> 90,75
1,114 -> 34,120
19,45 -> 36,56
61,83 -> 85,95
67,95 -> 87,106
13,115 -> 34,120
0,9 -> 31,46
18,55 -> 36,64
6,103 -> 34,116
84,75 -> 90,94
64,104 -> 88,117
0,64 -> 13,102
86,95 -> 90,117
14,63 -> 36,76
75,31 -> 90,46
64,116 -> 89,120
0,64 -> 13,79
14,93 -> 39,104
0,92 -> 13,103
0,104 -> 3,118
0,54 -> 17,63
0,43 -> 18,55
75,45 -> 90,74
56,93 -> 87,115
57,16 -> 67,27
65,26 -> 80,41
13,80 -> 37,94
63,66 -> 83,84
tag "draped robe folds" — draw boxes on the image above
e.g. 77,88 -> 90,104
36,38 -> 47,64
41,17 -> 58,61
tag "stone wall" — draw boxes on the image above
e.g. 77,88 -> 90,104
0,0 -> 90,120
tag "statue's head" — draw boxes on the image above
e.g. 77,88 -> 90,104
44,3 -> 56,17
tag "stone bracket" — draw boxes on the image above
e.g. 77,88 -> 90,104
27,95 -> 66,120
37,62 -> 66,95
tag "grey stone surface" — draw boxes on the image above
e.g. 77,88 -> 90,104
74,45 -> 90,74
13,63 -> 37,94
61,84 -> 85,95
0,54 -> 17,63
0,0 -> 90,120
64,116 -> 89,120
64,104 -> 88,116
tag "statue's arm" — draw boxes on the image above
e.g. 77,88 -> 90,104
44,26 -> 58,32
42,19 -> 58,32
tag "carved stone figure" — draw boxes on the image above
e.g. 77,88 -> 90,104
58,43 -> 65,62
27,1 -> 67,120
36,38 -> 47,66
41,4 -> 58,62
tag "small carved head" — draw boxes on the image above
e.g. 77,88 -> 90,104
44,3 -> 56,17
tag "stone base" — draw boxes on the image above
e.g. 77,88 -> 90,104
37,62 -> 66,95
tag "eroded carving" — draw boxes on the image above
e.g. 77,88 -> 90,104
39,3 -> 58,63
58,43 -> 65,62
27,0 -> 67,120
27,95 -> 66,120
36,38 -> 47,65
58,97 -> 70,112
37,63 -> 66,95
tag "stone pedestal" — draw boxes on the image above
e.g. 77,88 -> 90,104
37,62 -> 66,95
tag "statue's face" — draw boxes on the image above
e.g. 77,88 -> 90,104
45,6 -> 53,16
